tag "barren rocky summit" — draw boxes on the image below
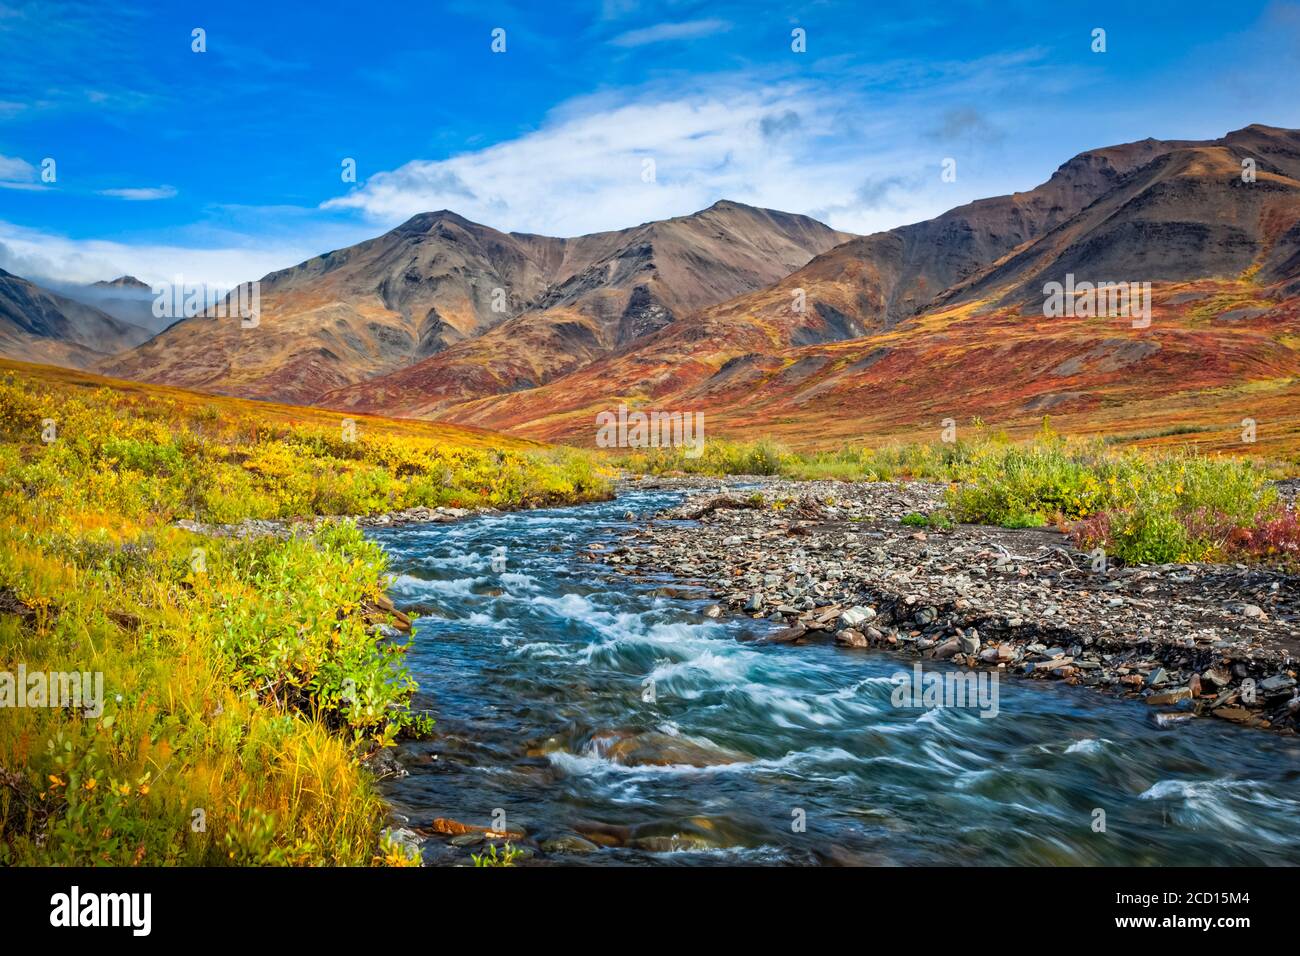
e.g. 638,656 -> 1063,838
595,476 -> 1300,733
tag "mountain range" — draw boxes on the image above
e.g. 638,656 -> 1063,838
101,201 -> 850,406
0,268 -> 151,368
5,123 -> 1299,455
432,124 -> 1300,454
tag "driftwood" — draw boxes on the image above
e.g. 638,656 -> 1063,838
675,494 -> 762,520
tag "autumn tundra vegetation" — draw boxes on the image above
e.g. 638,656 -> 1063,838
1,358 -> 1297,865
0,360 -> 608,864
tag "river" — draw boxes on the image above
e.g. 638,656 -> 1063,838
369,488 -> 1300,865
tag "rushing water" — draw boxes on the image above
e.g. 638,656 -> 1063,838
369,489 -> 1300,866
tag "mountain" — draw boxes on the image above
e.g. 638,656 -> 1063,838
93,275 -> 151,290
102,203 -> 850,405
319,201 -> 851,417
0,269 -> 153,368
430,125 -> 1300,458
30,274 -> 169,336
933,126 -> 1300,311
321,148 -> 1166,422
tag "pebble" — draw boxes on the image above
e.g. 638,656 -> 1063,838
596,476 -> 1300,736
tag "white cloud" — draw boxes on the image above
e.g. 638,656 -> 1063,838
322,82 -> 960,237
0,153 -> 35,182
97,184 -> 178,201
610,18 -> 731,47
0,220 -> 319,289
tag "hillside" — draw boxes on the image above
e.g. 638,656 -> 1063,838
100,202 -> 850,406
0,356 -> 547,451
0,268 -> 152,368
432,126 -> 1300,462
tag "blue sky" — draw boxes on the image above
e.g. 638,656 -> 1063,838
1,0 -> 1298,287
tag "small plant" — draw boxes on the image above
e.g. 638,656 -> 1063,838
901,511 -> 953,530
471,842 -> 523,867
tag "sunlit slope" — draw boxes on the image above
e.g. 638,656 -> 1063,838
436,127 -> 1300,462
0,357 -> 545,451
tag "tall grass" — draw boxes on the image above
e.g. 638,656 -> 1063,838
615,426 -> 1294,567
942,432 -> 1281,563
0,368 -> 612,865
618,438 -> 791,476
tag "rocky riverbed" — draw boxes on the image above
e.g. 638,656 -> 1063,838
174,504 -> 494,540
593,476 -> 1300,734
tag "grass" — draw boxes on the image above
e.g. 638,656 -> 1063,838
0,362 -> 612,865
617,423 -> 1297,567
618,438 -> 790,477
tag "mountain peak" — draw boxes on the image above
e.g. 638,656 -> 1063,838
93,275 -> 150,290
393,209 -> 479,234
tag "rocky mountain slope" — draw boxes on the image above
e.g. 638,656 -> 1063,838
433,125 -> 1300,459
100,203 -> 849,405
0,268 -> 152,369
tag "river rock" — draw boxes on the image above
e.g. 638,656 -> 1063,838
590,729 -> 748,768
1259,674 -> 1296,695
932,637 -> 961,660
760,622 -> 807,644
834,628 -> 868,648
429,817 -> 526,840
540,834 -> 601,854
380,826 -> 424,855
1202,667 -> 1231,688
838,606 -> 877,629
1147,687 -> 1193,706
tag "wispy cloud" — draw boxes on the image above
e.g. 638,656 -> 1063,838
321,78 -> 960,237
926,107 -> 1004,144
610,18 -> 731,47
97,185 -> 178,201
0,220 -> 321,289
0,152 -> 34,182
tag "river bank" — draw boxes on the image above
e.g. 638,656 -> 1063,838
363,484 -> 1300,866
595,475 -> 1300,734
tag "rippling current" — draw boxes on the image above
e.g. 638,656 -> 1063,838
369,489 -> 1300,865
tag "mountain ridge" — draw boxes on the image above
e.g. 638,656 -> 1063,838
0,268 -> 152,369
100,200 -> 851,404
424,125 -> 1300,456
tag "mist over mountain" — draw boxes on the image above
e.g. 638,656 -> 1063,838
0,268 -> 152,369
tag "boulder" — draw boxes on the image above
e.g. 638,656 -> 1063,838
834,628 -> 868,648
837,605 -> 876,629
